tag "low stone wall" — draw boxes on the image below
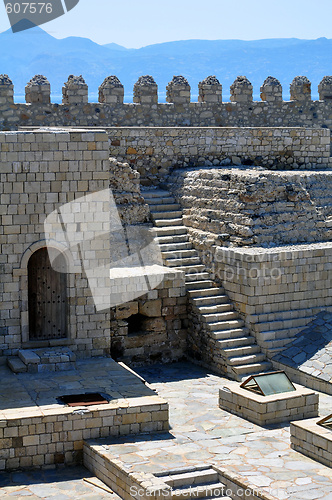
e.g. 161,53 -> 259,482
290,418 -> 332,468
0,396 -> 169,470
219,382 -> 318,426
108,127 -> 331,184
213,243 -> 332,356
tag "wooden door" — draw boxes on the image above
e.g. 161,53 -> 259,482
28,248 -> 67,340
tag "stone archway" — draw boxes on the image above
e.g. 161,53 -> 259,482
28,247 -> 68,341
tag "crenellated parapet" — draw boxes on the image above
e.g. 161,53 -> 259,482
260,76 -> 282,102
62,74 -> 88,105
290,76 -> 311,102
198,75 -> 222,103
230,76 -> 253,103
2,73 -> 332,131
133,75 -> 158,105
166,75 -> 191,104
99,75 -> 124,104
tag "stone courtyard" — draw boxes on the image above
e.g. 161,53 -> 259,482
2,72 -> 332,498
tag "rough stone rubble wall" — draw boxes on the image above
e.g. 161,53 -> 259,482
108,127 -> 331,185
167,168 -> 332,248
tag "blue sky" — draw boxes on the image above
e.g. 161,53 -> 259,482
1,0 -> 332,47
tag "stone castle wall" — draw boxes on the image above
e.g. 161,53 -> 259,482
108,127 -> 331,185
2,73 -> 332,130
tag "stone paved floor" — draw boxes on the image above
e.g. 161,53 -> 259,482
90,362 -> 332,500
0,465 -> 121,499
0,357 -> 154,418
2,361 -> 332,499
274,311 -> 332,383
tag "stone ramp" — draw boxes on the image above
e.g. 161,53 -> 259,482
143,188 -> 272,381
273,311 -> 332,395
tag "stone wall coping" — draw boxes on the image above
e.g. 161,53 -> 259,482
216,241 -> 332,257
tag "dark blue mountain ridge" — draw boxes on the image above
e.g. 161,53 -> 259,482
0,25 -> 331,101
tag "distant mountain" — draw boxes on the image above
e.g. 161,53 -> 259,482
0,26 -> 331,102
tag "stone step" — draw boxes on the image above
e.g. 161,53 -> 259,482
159,242 -> 193,251
211,327 -> 249,340
228,352 -> 267,367
197,304 -> 233,315
164,468 -> 219,488
211,328 -> 250,341
142,189 -> 171,199
252,315 -> 314,333
162,249 -> 198,259
186,272 -> 210,282
154,218 -> 183,227
188,287 -> 225,298
176,265 -> 206,274
15,347 -> 77,374
7,356 -> 27,373
258,336 -> 294,349
192,295 -> 229,306
186,280 -> 216,291
208,319 -> 245,332
157,234 -> 190,245
166,256 -> 201,267
223,345 -> 261,358
217,336 -> 256,349
255,326 -> 303,343
202,311 -> 238,324
155,226 -> 188,236
152,210 -> 183,219
171,482 -> 226,499
150,203 -> 181,211
232,361 -> 274,380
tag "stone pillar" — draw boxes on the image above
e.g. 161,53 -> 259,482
62,75 -> 88,105
230,76 -> 253,103
133,75 -> 158,104
260,76 -> 282,102
166,76 -> 191,104
318,76 -> 332,100
99,75 -> 124,104
0,74 -> 14,106
25,75 -> 51,104
290,76 -> 311,102
198,75 -> 222,103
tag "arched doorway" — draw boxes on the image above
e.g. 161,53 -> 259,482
28,247 -> 68,341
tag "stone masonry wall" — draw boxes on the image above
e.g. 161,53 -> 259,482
0,129 -> 111,359
167,168 -> 332,249
110,269 -> 187,366
213,243 -> 332,356
2,74 -> 332,131
108,127 -> 331,185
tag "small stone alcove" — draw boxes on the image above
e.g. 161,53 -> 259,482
127,313 -> 149,336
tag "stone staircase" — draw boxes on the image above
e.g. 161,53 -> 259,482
155,467 -> 230,499
143,188 -> 272,381
7,347 -> 76,373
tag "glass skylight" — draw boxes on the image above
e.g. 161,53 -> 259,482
240,371 -> 296,396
